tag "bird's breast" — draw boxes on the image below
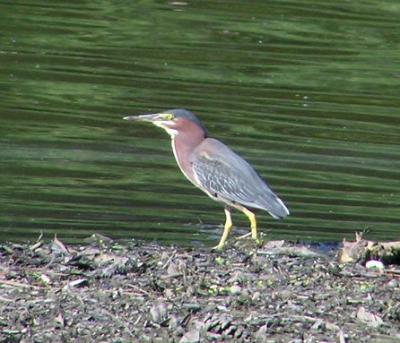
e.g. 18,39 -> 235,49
171,137 -> 197,185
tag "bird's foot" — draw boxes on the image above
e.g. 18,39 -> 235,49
255,237 -> 264,247
211,242 -> 226,251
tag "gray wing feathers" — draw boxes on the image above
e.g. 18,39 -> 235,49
190,139 -> 289,218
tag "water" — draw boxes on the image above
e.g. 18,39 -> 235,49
1,0 -> 399,246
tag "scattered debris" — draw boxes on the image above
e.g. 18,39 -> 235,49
0,236 -> 399,342
339,232 -> 400,264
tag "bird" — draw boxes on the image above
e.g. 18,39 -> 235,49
123,109 -> 289,250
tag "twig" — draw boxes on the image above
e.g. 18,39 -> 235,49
0,279 -> 40,289
162,251 -> 176,269
126,283 -> 151,296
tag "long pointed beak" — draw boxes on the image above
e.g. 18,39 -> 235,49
123,113 -> 162,122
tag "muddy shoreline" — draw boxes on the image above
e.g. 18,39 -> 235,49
1,237 -> 399,342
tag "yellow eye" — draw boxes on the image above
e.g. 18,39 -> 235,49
163,113 -> 174,120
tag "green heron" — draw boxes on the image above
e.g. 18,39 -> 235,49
124,109 -> 289,250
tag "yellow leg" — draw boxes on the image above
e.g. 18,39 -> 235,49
212,208 -> 233,250
242,208 -> 258,240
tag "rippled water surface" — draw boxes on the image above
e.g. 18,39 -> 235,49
1,1 -> 399,246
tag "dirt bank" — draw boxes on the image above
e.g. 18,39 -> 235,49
0,236 -> 399,342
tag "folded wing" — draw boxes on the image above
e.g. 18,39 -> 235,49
190,138 -> 289,219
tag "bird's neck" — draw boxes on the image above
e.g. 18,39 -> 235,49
171,131 -> 205,183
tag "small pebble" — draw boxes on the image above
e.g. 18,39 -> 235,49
365,260 -> 384,271
387,279 -> 399,288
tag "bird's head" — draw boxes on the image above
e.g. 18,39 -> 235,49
124,109 -> 208,138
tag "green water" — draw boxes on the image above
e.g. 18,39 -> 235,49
1,1 -> 399,246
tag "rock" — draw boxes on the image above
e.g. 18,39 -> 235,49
357,307 -> 384,328
365,260 -> 385,271
150,302 -> 168,323
179,329 -> 200,343
255,324 -> 268,342
180,320 -> 203,343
